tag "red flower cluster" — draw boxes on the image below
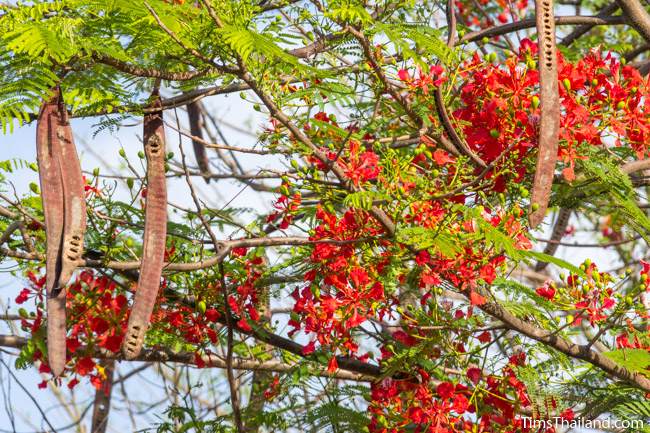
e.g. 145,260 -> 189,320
304,112 -> 380,186
267,189 -> 301,230
17,271 -> 129,390
368,354 -> 537,433
565,263 -> 617,326
398,65 -> 445,93
289,206 -> 387,355
454,41 -> 649,182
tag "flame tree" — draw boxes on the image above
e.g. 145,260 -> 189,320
0,0 -> 649,432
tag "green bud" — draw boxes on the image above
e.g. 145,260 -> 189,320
531,203 -> 540,211
138,150 -> 145,159
29,163 -> 38,172
93,167 -> 100,177
591,78 -> 598,86
197,300 -> 207,314
626,296 -> 634,306
481,37 -> 489,44
166,152 -> 174,161
519,187 -> 529,198
164,163 -> 170,172
126,178 -> 134,189
531,96 -> 540,110
253,104 -> 261,112
119,148 -> 127,158
125,237 -> 134,247
240,92 -> 247,99
566,314 -> 574,324
18,308 -> 29,318
490,129 -> 500,138
616,101 -> 626,110
563,78 -> 571,92
29,182 -> 39,194
290,159 -> 300,170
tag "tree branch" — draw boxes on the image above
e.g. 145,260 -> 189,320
0,335 -> 376,382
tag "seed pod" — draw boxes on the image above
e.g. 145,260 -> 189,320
529,0 -> 560,228
57,92 -> 87,287
535,208 -> 570,271
36,91 -> 66,376
186,101 -> 211,183
122,91 -> 168,360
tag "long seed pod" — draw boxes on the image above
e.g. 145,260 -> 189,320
122,92 -> 168,360
36,91 -> 66,376
535,208 -> 570,271
529,0 -> 560,228
186,101 -> 211,183
57,93 -> 87,287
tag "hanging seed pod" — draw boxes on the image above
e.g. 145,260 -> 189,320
57,93 -> 87,287
122,91 -> 168,360
529,0 -> 560,228
535,208 -> 570,271
36,91 -> 66,376
187,101 -> 211,183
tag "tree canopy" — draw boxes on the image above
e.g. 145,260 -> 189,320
0,0 -> 649,432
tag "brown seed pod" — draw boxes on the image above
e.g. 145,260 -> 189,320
122,92 -> 168,360
535,208 -> 570,271
56,94 -> 87,287
186,101 -> 211,183
529,0 -> 560,228
36,91 -> 66,376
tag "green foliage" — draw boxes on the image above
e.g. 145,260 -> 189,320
604,349 -> 650,377
396,226 -> 462,258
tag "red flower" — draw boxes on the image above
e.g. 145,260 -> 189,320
236,318 -> 252,332
15,288 -> 31,304
205,308 -> 220,322
302,340 -> 316,355
467,367 -> 482,384
536,284 -> 556,301
75,357 -> 95,376
433,149 -> 456,165
470,291 -> 486,306
436,381 -> 455,399
327,356 -> 338,373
